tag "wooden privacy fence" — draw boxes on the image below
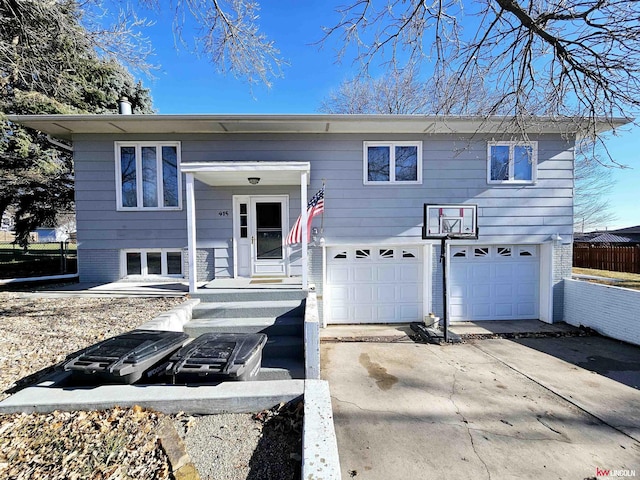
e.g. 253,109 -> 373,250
573,244 -> 640,274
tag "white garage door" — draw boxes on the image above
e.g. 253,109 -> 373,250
450,245 -> 539,321
327,246 -> 423,324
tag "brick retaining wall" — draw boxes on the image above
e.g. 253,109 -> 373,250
564,278 -> 640,346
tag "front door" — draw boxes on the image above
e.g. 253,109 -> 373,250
234,195 -> 288,277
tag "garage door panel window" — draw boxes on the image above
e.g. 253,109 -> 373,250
355,249 -> 371,259
452,247 -> 467,258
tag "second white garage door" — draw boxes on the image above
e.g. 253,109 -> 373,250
449,245 -> 539,321
326,246 -> 423,324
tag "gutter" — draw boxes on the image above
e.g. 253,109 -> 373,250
46,134 -> 73,152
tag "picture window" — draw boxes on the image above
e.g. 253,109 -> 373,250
487,141 -> 537,184
364,141 -> 422,184
116,142 -> 181,210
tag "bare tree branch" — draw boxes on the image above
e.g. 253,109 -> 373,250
142,0 -> 286,87
321,0 -> 640,146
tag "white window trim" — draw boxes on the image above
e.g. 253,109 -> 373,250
363,141 -> 423,185
115,141 -> 183,211
120,249 -> 184,278
487,141 -> 538,185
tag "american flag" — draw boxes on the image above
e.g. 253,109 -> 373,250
285,186 -> 325,245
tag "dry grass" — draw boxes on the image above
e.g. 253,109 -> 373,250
0,406 -> 171,480
0,293 -> 188,479
0,293 -> 186,400
572,268 -> 640,291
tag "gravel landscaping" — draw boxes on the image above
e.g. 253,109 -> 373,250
0,291 -> 302,479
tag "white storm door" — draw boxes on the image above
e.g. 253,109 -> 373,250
250,196 -> 288,276
234,196 -> 251,277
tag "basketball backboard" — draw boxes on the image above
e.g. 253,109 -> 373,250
422,204 -> 478,239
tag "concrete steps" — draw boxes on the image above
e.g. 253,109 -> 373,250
191,289 -> 307,302
184,288 -> 306,381
191,300 -> 305,320
184,316 -> 303,338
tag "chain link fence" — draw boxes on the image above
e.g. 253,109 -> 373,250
0,241 -> 78,279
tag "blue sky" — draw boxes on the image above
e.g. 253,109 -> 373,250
135,1 -> 638,230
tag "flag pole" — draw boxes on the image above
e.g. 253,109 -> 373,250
320,179 -> 326,234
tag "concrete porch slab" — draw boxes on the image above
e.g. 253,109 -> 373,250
202,277 -> 303,290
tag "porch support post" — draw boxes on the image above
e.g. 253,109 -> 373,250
186,173 -> 198,293
301,171 -> 308,290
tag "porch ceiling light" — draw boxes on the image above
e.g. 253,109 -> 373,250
248,177 -> 260,185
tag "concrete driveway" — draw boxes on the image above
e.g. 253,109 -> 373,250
321,336 -> 640,479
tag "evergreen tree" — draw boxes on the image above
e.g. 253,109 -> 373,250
0,0 -> 154,246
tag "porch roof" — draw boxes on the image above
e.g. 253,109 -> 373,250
181,161 -> 311,186
7,114 -> 633,141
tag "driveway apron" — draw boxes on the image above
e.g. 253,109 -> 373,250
321,340 -> 640,480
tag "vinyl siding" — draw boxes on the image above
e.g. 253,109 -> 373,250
72,131 -> 574,281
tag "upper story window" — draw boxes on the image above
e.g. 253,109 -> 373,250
487,141 -> 537,184
364,141 -> 422,184
115,142 -> 182,210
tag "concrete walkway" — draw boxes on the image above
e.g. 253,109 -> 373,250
322,336 -> 640,479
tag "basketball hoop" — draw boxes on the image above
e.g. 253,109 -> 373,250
423,204 -> 478,240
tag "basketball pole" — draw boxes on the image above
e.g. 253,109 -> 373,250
440,236 -> 450,343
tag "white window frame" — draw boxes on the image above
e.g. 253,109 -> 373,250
363,141 -> 423,185
487,141 -> 537,185
115,141 -> 182,211
121,249 -> 184,277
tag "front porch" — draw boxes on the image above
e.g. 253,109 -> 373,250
201,277 -> 303,290
181,161 -> 312,293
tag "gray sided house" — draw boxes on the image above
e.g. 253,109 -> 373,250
10,114 -> 629,325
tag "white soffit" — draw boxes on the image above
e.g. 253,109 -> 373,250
7,114 -> 633,140
181,161 -> 311,187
